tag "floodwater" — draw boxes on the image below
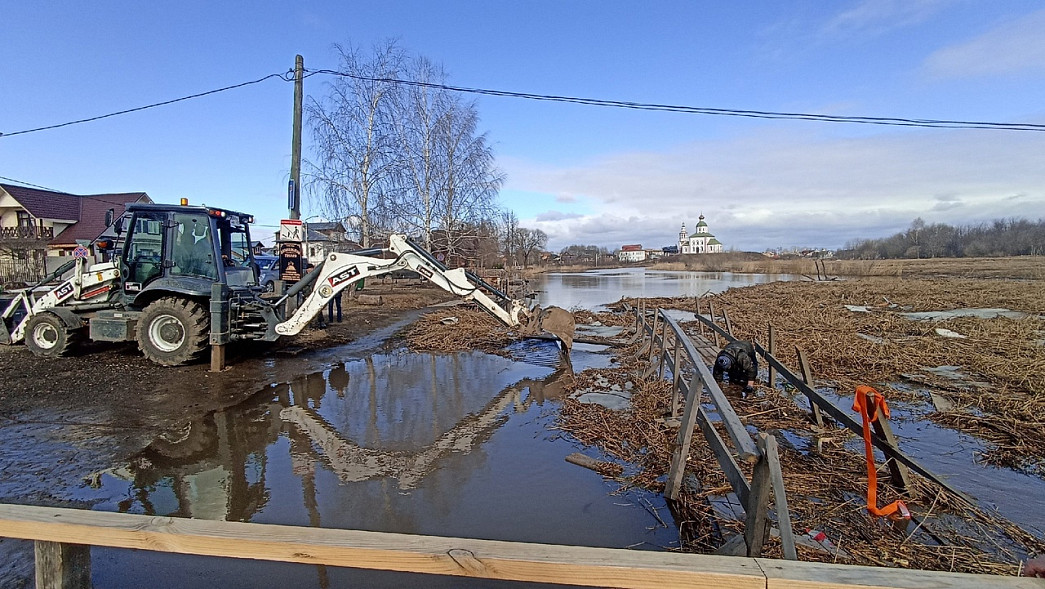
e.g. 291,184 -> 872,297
533,267 -> 792,310
79,269 -> 775,587
0,269 -> 804,587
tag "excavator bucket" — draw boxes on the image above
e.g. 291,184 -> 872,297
522,306 -> 574,354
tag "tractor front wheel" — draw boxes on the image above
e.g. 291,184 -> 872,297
137,297 -> 209,366
24,312 -> 79,357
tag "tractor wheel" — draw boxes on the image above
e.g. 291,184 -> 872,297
24,312 -> 79,357
137,297 -> 209,366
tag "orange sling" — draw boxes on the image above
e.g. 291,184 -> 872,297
852,385 -> 911,522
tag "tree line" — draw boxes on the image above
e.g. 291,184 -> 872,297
838,217 -> 1045,259
305,40 -> 550,268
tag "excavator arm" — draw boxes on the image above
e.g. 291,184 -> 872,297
263,235 -> 531,339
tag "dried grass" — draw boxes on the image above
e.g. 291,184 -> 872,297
402,306 -> 516,355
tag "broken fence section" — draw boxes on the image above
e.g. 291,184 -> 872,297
632,305 -> 797,560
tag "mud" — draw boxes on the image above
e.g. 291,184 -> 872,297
0,283 -> 456,586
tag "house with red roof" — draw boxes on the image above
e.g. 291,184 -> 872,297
0,183 -> 152,259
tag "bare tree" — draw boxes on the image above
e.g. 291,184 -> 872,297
392,56 -> 451,250
305,41 -> 405,247
516,227 -> 548,268
501,210 -> 520,267
435,96 -> 504,262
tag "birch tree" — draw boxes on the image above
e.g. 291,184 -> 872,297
305,41 -> 404,247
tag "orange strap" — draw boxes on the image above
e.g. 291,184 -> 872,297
852,385 -> 910,521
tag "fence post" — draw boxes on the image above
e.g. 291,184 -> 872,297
866,389 -> 913,494
695,297 -> 707,338
645,310 -> 661,366
35,541 -> 90,589
707,301 -> 721,348
795,348 -> 825,428
671,337 -> 683,417
743,445 -> 772,557
767,323 -> 776,389
723,310 -> 734,337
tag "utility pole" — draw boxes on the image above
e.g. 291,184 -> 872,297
289,54 -> 304,220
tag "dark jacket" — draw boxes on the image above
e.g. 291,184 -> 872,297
713,340 -> 758,384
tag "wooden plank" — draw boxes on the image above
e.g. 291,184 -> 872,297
724,309 -> 734,337
666,374 -> 705,500
0,504 -> 767,589
661,314 -> 759,463
757,558 -> 1041,589
697,406 -> 752,506
0,505 -> 1035,589
660,315 -> 760,461
795,348 -> 825,428
744,438 -> 772,557
35,541 -> 90,589
758,435 -> 797,561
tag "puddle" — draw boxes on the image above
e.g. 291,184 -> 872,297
901,308 -> 1033,321
78,345 -> 675,587
791,387 -> 1045,537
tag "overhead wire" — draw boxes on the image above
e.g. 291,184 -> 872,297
0,175 -> 150,207
0,72 -> 292,138
2,66 -> 1044,139
308,69 -> 1045,133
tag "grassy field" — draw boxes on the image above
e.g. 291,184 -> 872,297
649,254 -> 1045,279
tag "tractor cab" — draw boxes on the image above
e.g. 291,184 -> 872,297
117,202 -> 260,302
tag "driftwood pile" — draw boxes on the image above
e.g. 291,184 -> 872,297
558,336 -> 1044,575
626,276 -> 1045,473
401,306 -> 516,355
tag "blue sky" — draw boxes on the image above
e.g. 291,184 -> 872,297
3,1 -> 1044,252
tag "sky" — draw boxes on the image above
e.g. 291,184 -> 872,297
3,1 -> 1045,252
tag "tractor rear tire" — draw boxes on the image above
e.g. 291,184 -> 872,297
137,297 -> 209,366
24,312 -> 79,357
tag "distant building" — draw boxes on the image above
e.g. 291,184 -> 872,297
678,214 -> 723,254
618,244 -> 646,262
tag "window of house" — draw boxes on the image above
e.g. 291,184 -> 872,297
16,211 -> 33,229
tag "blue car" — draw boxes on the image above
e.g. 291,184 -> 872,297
255,255 -> 279,292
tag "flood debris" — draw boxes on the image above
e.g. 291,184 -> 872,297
565,452 -> 624,477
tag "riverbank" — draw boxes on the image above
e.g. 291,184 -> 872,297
506,254 -> 1045,280
551,273 -> 1045,575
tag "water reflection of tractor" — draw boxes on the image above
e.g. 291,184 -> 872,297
106,356 -> 574,520
0,200 -> 575,365
109,395 -> 283,520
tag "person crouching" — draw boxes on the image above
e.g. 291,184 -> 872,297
713,340 -> 758,393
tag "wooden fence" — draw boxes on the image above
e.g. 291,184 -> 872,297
631,301 -> 797,560
0,504 -> 1038,589
690,300 -> 975,505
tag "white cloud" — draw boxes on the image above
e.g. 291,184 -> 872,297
503,127 -> 1045,252
823,0 -> 952,38
923,8 -> 1045,79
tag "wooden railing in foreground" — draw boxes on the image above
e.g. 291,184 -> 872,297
0,504 -> 1038,589
690,307 -> 975,505
631,303 -> 797,560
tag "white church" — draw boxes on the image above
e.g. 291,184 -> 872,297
678,214 -> 724,254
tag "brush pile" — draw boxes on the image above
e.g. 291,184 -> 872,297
622,276 -> 1045,473
401,305 -> 516,354
558,336 -> 1045,574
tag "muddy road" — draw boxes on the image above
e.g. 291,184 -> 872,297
0,285 -> 461,585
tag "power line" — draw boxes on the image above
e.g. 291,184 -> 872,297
4,66 -> 1044,138
0,72 -> 292,138
0,175 -> 148,207
0,175 -> 70,193
309,69 -> 1045,133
